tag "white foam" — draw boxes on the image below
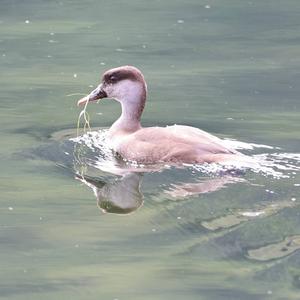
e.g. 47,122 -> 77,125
222,139 -> 280,150
70,129 -> 111,153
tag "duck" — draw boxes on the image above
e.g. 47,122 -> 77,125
77,65 -> 245,165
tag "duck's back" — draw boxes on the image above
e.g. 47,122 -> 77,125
112,125 -> 239,164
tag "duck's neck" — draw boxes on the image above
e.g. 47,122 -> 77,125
109,86 -> 146,135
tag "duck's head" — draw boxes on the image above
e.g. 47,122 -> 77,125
77,66 -> 147,107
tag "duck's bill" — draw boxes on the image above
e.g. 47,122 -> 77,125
77,84 -> 107,106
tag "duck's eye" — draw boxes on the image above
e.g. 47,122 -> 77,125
109,75 -> 117,83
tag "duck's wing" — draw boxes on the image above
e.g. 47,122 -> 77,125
133,125 -> 237,155
166,125 -> 231,146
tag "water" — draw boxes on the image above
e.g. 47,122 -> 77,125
1,0 -> 300,299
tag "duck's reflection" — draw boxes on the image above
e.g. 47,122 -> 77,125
76,169 -> 242,215
76,172 -> 144,214
165,176 -> 243,198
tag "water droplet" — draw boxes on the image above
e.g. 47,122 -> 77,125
25,20 -> 30,24
8,207 -> 13,211
73,73 -> 77,78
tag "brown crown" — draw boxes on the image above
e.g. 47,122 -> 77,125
102,66 -> 145,85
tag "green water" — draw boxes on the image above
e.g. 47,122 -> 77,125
1,1 -> 300,299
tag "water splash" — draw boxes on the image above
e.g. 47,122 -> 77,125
70,129 -> 124,175
226,139 -> 300,178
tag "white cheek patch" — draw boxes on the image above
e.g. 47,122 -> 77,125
109,80 -> 143,103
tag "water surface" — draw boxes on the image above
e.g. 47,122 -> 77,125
1,1 -> 300,299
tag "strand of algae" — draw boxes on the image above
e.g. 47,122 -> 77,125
66,93 -> 92,136
77,98 -> 91,135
